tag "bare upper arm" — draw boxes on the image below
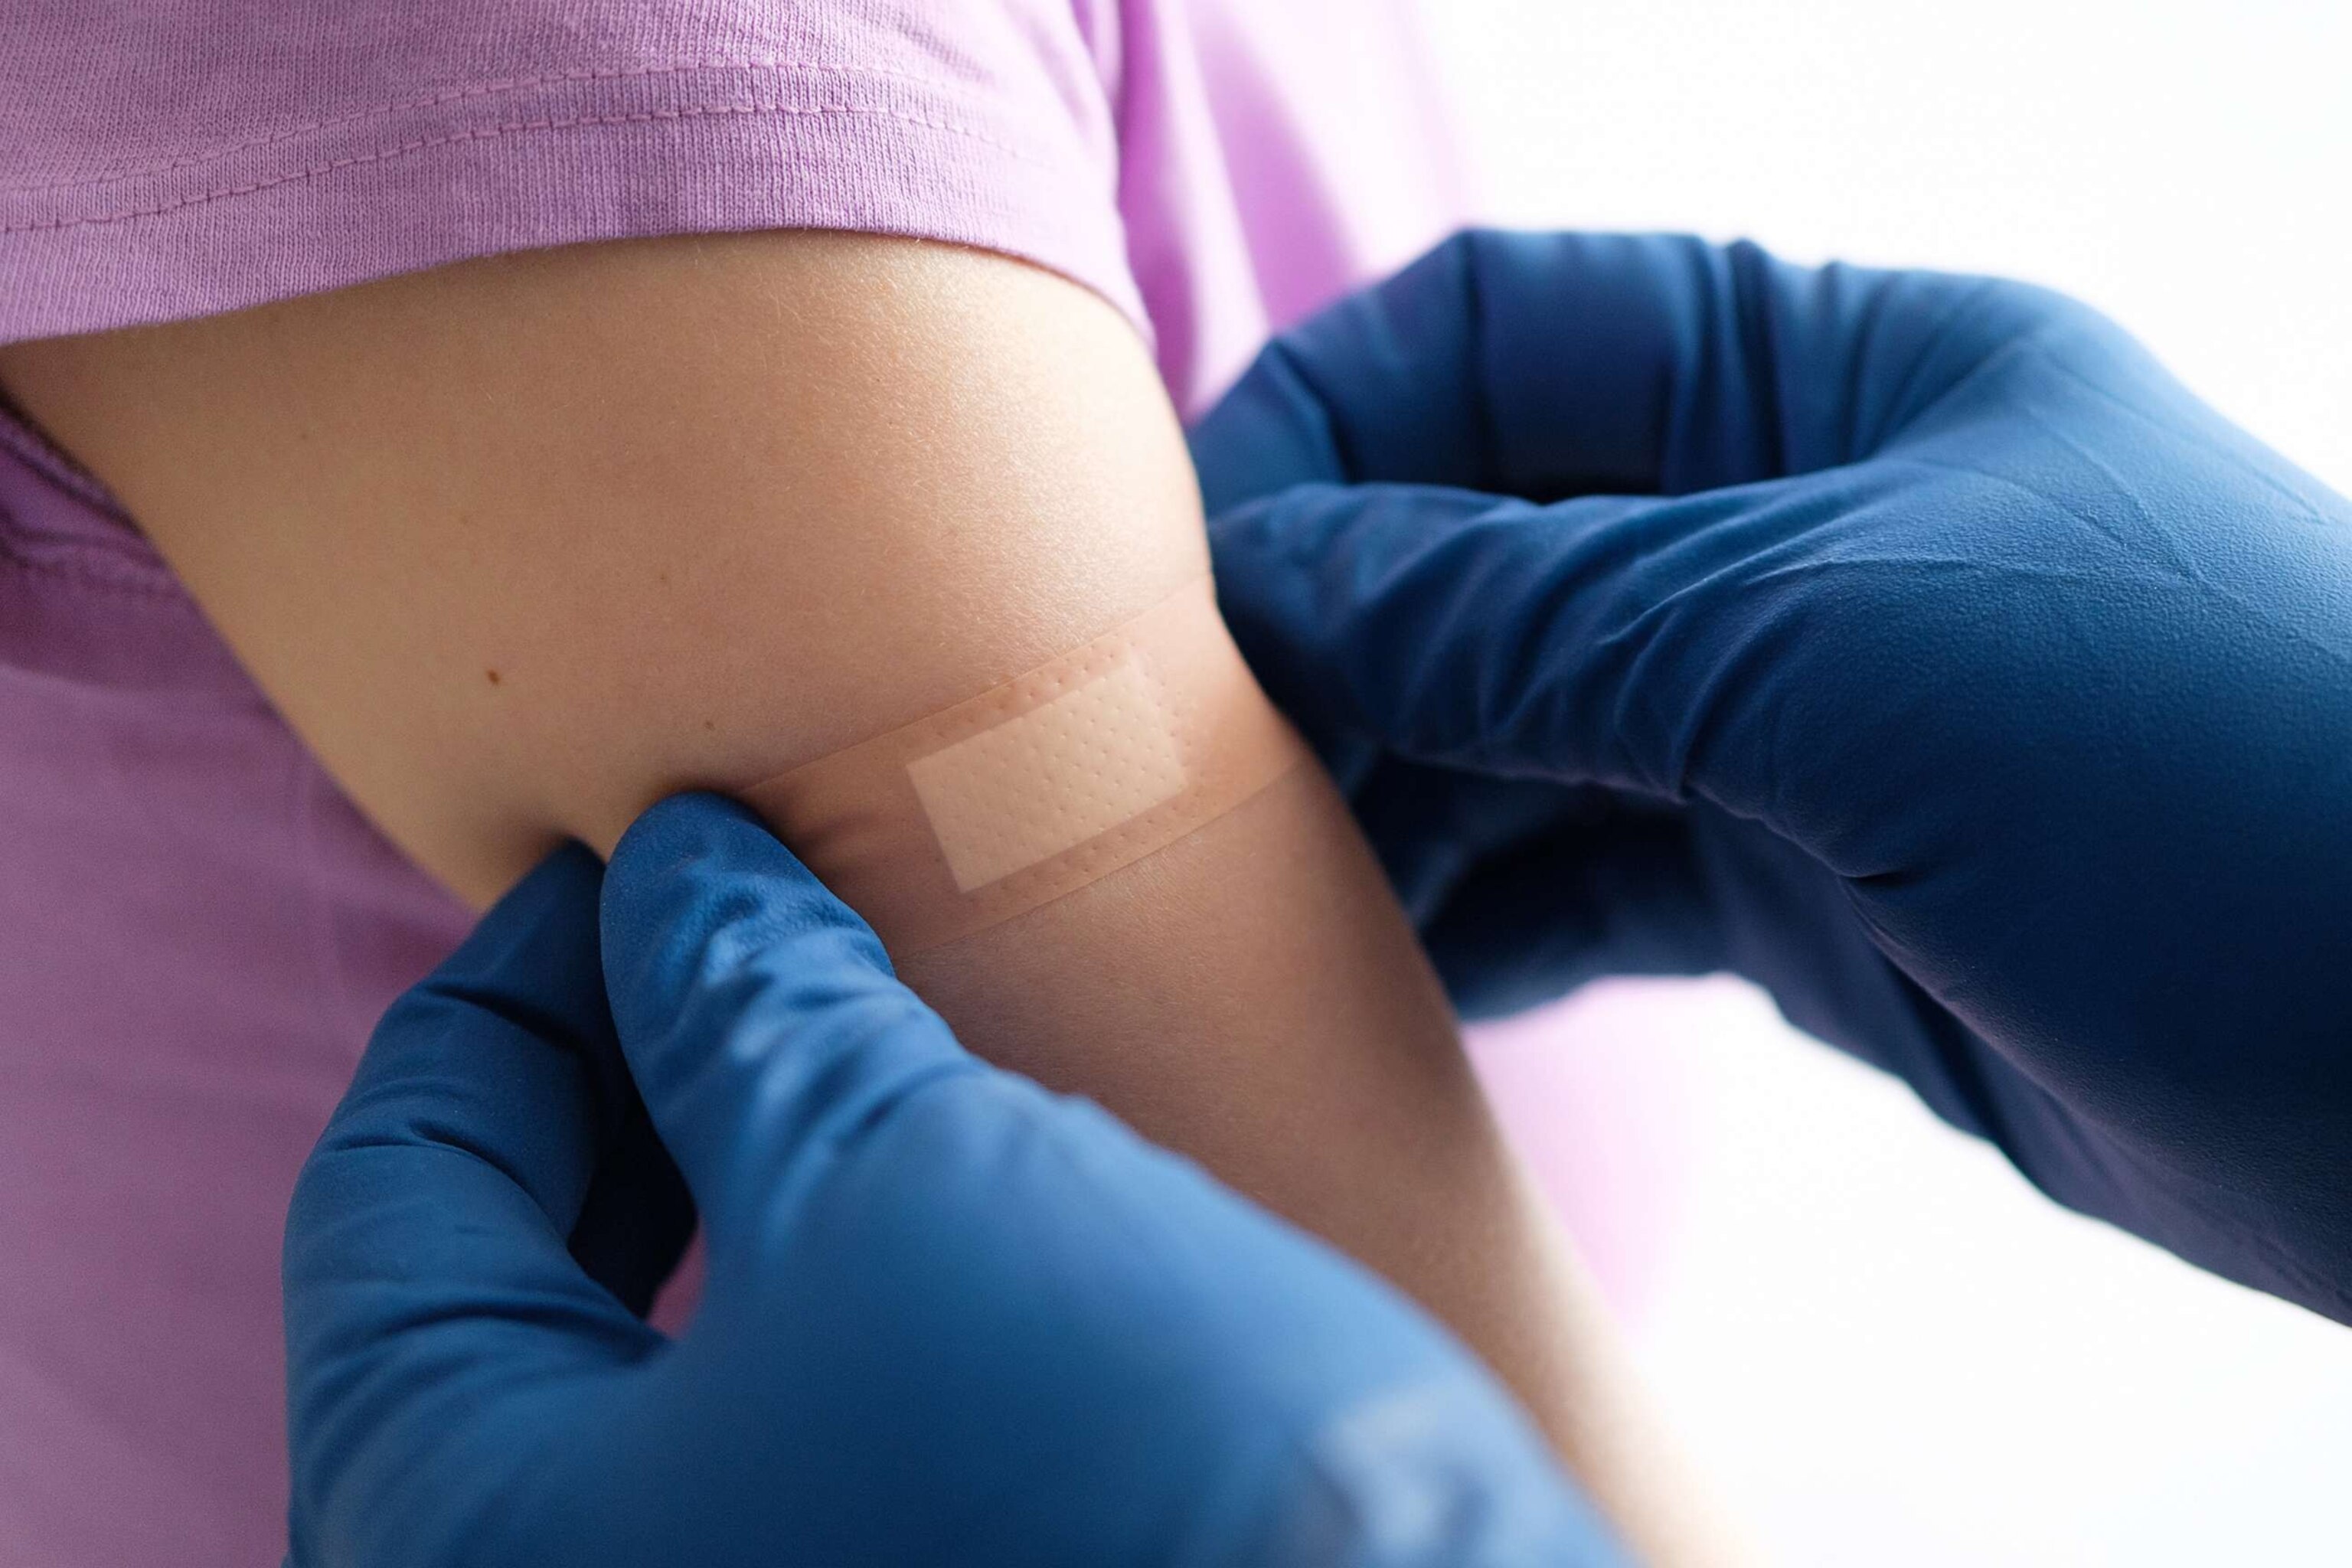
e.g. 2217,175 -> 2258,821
0,230 -> 1204,905
0,230 -> 1736,1563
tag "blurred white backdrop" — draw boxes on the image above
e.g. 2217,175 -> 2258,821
1419,3 -> 2352,1563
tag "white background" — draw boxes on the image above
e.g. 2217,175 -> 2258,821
1419,3 -> 2352,1562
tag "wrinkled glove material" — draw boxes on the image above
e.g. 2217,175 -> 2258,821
1196,229 -> 2352,1324
283,793 -> 1622,1566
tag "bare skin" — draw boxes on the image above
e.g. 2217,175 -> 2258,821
1,230 -> 1737,1564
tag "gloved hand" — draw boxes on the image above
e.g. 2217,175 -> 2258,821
283,792 -> 1620,1567
1192,230 -> 2352,1323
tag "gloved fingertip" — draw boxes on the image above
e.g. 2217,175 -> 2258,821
387,839 -> 612,1060
608,788 -> 879,936
596,789 -> 975,1241
606,792 -> 836,947
608,791 -> 776,882
462,839 -> 607,964
600,789 -> 899,1037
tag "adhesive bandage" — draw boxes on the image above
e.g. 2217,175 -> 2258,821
741,577 -> 1309,955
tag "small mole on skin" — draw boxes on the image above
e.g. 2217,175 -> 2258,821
485,668 -> 501,686
702,719 -> 715,730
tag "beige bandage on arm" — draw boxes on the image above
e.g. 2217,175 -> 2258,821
740,577 -> 1309,955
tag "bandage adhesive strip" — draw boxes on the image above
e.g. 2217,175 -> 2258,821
740,576 -> 1310,955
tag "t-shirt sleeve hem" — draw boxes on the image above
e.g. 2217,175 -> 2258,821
0,63 -> 1146,347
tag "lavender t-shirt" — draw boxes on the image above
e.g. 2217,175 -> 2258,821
0,5 -> 1658,1563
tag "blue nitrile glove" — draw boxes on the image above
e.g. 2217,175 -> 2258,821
1192,230 -> 2352,1324
283,792 -> 1622,1568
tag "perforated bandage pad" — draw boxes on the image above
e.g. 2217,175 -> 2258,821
740,577 -> 1309,954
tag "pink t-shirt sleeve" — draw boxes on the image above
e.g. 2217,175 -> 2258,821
0,1 -> 1145,344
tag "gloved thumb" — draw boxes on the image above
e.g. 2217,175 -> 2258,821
1210,478 -> 1659,787
598,792 -> 983,1248
1210,465 -> 1906,831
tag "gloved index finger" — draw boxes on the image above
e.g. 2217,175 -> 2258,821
286,844 -> 662,1525
290,841 -> 626,1260
599,793 -> 981,1247
1189,228 -> 1995,511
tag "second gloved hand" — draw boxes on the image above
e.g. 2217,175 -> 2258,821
1193,230 -> 2352,1323
284,793 -> 1619,1567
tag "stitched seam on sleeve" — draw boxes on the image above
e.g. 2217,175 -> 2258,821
3,99 -> 1064,236
5,60 -> 1004,196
